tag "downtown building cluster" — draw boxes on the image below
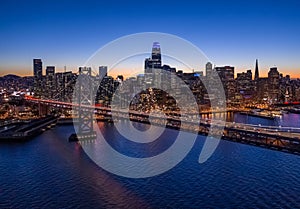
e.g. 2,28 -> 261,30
106,43 -> 300,111
204,60 -> 297,107
3,43 -> 300,110
33,59 -> 77,102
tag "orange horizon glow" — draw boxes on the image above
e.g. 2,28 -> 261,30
1,67 -> 300,79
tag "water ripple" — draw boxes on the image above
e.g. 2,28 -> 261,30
0,123 -> 300,208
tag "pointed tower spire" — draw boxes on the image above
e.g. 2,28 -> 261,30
254,59 -> 259,80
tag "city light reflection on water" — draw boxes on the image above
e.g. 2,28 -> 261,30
0,113 -> 300,208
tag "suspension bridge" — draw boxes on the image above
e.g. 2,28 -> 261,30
18,67 -> 300,155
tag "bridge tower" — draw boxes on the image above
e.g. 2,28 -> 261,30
38,102 -> 49,117
69,67 -> 96,141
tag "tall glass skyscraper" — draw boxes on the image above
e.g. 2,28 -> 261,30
144,42 -> 162,73
33,59 -> 43,97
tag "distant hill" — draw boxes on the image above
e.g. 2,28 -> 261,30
1,74 -> 21,79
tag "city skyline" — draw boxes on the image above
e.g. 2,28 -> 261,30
1,1 -> 300,208
1,0 -> 300,77
0,57 -> 296,81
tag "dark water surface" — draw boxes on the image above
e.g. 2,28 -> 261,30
1,113 -> 300,208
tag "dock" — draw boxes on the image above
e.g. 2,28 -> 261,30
0,116 -> 58,142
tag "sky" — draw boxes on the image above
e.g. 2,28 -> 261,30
1,0 -> 300,78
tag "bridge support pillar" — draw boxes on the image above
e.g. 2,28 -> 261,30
38,102 -> 49,117
69,67 -> 96,142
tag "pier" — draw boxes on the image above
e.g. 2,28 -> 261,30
0,116 -> 58,142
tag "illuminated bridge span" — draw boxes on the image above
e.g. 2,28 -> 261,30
25,96 -> 300,155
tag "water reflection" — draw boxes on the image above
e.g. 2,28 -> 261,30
200,112 -> 300,128
1,113 -> 300,208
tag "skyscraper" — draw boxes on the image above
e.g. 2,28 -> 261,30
205,62 -> 213,77
63,71 -> 75,102
55,72 -> 64,101
268,67 -> 280,102
151,42 -> 161,62
215,66 -> 235,101
33,59 -> 43,97
99,66 -> 108,79
254,59 -> 259,80
236,69 -> 254,99
46,66 -> 55,98
144,42 -> 162,73
144,42 -> 163,87
46,66 -> 55,73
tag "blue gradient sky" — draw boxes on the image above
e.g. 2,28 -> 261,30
1,0 -> 300,77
